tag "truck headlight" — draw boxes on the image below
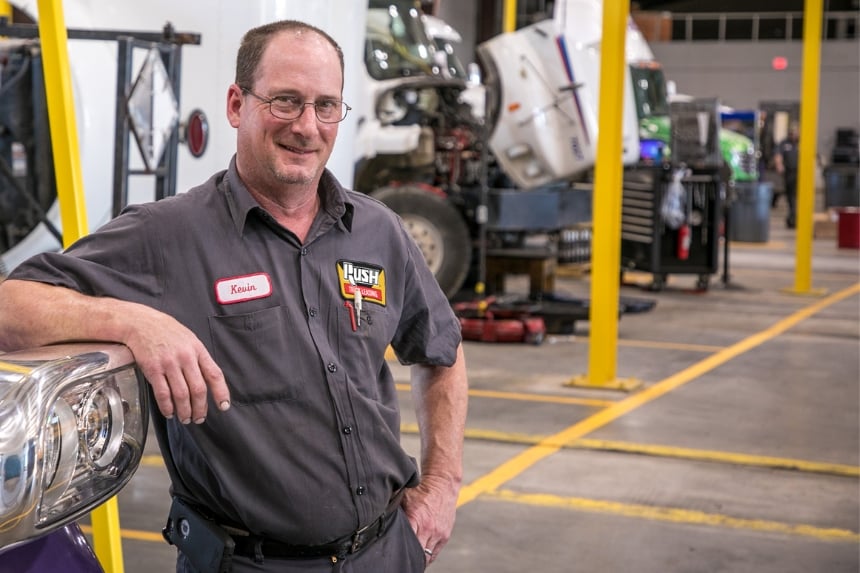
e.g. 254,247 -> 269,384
0,343 -> 147,551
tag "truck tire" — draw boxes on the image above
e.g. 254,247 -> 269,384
371,185 -> 471,298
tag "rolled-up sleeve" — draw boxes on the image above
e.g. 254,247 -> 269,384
390,225 -> 461,367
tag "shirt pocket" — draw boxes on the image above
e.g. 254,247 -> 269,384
337,304 -> 392,394
208,306 -> 302,405
344,303 -> 393,348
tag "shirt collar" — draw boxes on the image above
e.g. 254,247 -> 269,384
224,155 -> 354,235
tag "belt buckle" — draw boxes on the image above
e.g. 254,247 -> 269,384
350,521 -> 372,553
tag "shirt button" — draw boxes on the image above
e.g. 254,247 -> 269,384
309,307 -> 317,317
356,486 -> 366,496
327,363 -> 337,373
342,426 -> 352,435
300,247 -> 309,256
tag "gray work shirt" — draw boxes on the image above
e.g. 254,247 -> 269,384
10,157 -> 461,545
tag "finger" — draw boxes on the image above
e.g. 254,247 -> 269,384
182,363 -> 210,424
147,373 -> 175,419
163,363 -> 192,424
198,352 -> 231,412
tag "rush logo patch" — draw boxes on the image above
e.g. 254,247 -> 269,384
337,260 -> 386,306
215,273 -> 273,304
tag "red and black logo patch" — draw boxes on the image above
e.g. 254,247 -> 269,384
337,260 -> 386,306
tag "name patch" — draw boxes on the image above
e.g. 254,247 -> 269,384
215,273 -> 273,305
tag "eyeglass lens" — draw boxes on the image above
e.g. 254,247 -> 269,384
269,100 -> 347,123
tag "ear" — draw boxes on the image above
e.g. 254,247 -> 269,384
226,84 -> 243,128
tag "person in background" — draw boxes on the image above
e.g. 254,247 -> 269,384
0,19 -> 468,573
774,122 -> 800,229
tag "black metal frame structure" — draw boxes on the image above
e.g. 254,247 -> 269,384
0,18 -> 200,222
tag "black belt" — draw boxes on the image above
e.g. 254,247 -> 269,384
231,489 -> 406,560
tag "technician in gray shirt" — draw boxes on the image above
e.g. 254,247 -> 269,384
0,20 -> 467,573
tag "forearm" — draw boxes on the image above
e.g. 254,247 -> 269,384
0,278 -> 231,421
0,279 -> 136,351
410,344 -> 468,490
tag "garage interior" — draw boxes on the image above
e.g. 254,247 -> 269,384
0,1 -> 857,572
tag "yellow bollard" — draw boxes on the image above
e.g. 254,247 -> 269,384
36,0 -> 125,571
783,0 -> 827,298
566,0 -> 642,392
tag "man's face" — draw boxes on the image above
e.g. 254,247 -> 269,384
228,30 -> 343,192
787,123 -> 799,141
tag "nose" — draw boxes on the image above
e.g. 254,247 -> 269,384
289,103 -> 319,134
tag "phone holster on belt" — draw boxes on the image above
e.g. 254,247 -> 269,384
163,497 -> 235,573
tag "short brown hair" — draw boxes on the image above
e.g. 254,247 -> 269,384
235,20 -> 344,90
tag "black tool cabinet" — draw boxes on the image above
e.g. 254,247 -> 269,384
620,166 -> 722,291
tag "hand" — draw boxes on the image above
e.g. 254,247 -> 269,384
123,305 -> 231,424
0,281 -> 230,423
402,474 -> 459,565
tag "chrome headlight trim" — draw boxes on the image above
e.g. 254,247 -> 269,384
0,343 -> 148,551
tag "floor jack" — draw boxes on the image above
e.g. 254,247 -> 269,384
453,297 -> 547,345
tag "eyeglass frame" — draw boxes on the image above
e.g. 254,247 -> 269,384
239,87 -> 352,124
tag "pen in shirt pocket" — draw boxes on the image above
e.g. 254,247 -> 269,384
353,283 -> 363,327
344,300 -> 357,331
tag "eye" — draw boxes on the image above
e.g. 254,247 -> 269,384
316,100 -> 338,111
272,95 -> 301,108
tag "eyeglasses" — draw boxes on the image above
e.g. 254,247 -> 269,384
240,88 -> 351,124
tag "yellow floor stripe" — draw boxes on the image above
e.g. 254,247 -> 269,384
141,455 -> 164,467
395,383 -> 615,408
456,283 -> 860,507
401,423 -> 543,446
487,489 -> 860,543
398,425 -> 859,478
613,339 -> 724,353
729,240 -> 787,250
79,524 -> 164,543
570,438 -> 860,478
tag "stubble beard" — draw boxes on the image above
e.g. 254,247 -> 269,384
268,154 -> 319,187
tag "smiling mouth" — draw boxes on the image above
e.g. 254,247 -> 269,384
278,142 -> 314,155
276,137 -> 314,155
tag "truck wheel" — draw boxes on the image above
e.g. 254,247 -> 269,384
371,185 -> 471,298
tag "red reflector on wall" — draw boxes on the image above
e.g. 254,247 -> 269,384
183,109 -> 209,157
772,56 -> 788,71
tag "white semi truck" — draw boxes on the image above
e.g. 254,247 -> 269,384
353,0 -> 654,295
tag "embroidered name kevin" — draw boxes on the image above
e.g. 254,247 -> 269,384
215,273 -> 273,304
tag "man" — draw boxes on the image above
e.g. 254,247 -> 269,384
774,122 -> 800,229
0,20 -> 467,573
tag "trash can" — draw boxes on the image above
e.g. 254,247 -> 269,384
837,207 -> 860,249
728,182 -> 772,243
824,166 -> 860,208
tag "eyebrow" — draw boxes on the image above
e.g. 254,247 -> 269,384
269,89 -> 341,102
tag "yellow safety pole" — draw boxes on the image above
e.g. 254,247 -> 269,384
786,0 -> 826,296
37,0 -> 87,245
503,0 -> 517,33
36,1 -> 125,572
567,0 -> 641,391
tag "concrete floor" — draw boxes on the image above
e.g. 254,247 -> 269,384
82,209 -> 859,572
